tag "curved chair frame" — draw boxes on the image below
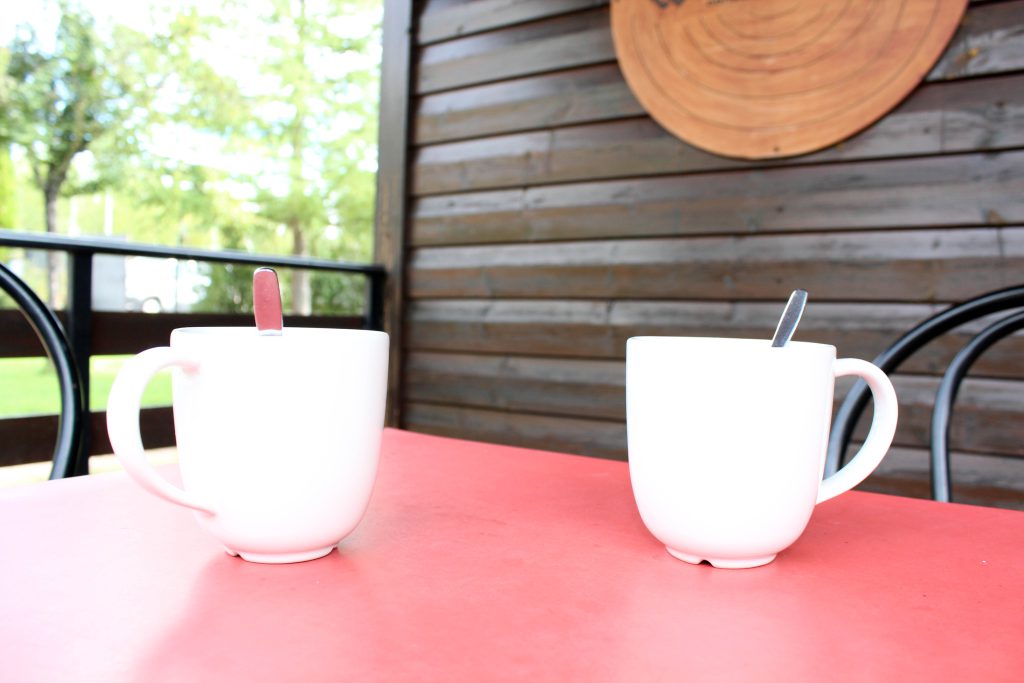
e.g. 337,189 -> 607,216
825,285 -> 1024,502
0,263 -> 86,479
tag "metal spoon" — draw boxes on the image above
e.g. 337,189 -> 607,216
253,267 -> 283,336
770,289 -> 807,347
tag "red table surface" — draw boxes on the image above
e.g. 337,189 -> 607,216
1,428 -> 1022,682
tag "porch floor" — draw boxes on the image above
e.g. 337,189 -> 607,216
0,448 -> 178,488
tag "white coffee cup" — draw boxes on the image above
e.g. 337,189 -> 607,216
107,327 -> 389,564
626,337 -> 897,569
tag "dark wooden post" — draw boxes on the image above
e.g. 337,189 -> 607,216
374,0 -> 414,428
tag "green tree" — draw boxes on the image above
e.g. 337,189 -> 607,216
2,0 -> 380,316
1,4 -> 130,302
0,2 -> 238,303
230,0 -> 380,314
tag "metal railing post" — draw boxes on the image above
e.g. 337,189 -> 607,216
66,250 -> 93,476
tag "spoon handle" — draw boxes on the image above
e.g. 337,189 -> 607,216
771,289 -> 808,347
253,267 -> 284,335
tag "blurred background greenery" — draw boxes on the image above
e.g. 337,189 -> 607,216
0,0 -> 381,315
0,0 -> 382,417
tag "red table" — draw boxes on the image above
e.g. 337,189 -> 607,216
2,429 -> 1022,682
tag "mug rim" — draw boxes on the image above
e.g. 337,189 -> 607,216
626,336 -> 834,352
172,326 -> 387,339
169,326 -> 389,349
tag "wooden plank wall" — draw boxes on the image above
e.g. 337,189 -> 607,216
386,0 -> 1024,509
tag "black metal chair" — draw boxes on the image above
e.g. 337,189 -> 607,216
0,262 -> 87,479
825,285 -> 1024,503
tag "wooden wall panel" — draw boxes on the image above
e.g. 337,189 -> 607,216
417,8 -> 614,94
412,74 -> 1024,195
849,446 -> 1024,511
418,0 -> 606,45
408,228 -> 1024,301
375,0 -> 415,426
414,63 -> 643,144
404,300 -> 1024,378
386,0 -> 1024,508
405,350 -> 1024,458
929,0 -> 1024,79
410,152 -> 1024,246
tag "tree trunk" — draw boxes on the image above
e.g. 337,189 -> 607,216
287,0 -> 311,317
291,221 -> 311,315
44,184 -> 61,308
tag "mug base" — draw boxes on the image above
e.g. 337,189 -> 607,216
666,547 -> 777,569
228,545 -> 337,564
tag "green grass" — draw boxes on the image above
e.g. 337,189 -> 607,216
0,355 -> 172,418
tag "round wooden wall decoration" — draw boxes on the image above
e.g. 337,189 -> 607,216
611,0 -> 968,159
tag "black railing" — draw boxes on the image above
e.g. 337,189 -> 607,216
0,229 -> 386,476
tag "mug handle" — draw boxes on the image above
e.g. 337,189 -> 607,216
106,347 -> 215,515
817,359 -> 899,504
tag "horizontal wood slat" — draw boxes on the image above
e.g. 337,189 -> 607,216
873,375 -> 1024,457
929,0 -> 1024,80
0,407 -> 173,467
412,73 -> 1024,195
0,310 -> 363,358
417,8 -> 614,94
417,0 -> 606,45
864,445 -> 1024,510
410,150 -> 1024,246
407,227 -> 1024,302
414,63 -> 642,145
407,351 -> 623,420
405,351 -> 1024,456
405,299 -> 1024,379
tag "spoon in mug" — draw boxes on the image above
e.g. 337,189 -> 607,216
770,289 -> 808,347
253,267 -> 284,336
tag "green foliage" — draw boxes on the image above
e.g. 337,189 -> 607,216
219,0 -> 381,313
0,145 -> 15,229
2,3 -> 136,200
1,0 -> 381,315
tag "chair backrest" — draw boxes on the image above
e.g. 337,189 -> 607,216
825,285 -> 1024,502
0,263 -> 86,479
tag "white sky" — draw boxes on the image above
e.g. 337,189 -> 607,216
3,0 -> 154,44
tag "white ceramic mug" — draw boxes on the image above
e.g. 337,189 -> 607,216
626,337 -> 898,569
107,327 -> 389,564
